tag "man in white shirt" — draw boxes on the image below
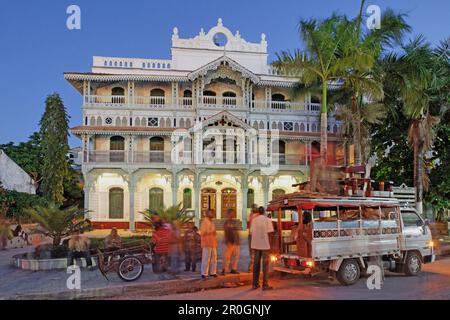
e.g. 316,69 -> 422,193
250,207 -> 274,290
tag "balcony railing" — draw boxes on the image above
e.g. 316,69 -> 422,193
83,95 -> 321,113
84,150 -> 308,166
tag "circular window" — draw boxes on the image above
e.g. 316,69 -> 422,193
213,33 -> 228,47
105,117 -> 113,125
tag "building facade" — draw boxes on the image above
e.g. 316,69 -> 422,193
65,19 -> 344,230
0,150 -> 36,194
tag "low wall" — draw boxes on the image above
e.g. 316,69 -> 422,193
12,254 -> 98,271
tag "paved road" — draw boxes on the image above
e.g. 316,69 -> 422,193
114,258 -> 450,300
0,232 -> 251,299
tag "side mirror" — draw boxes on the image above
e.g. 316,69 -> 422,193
424,219 -> 430,227
416,219 -> 424,227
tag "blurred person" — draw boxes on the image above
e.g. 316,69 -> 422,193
152,221 -> 170,273
0,218 -> 13,250
247,204 -> 259,272
183,221 -> 200,272
200,210 -> 218,279
104,227 -> 122,251
222,209 -> 240,275
168,222 -> 182,275
67,230 -> 94,269
250,207 -> 274,290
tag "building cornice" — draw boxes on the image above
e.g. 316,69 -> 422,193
64,72 -> 190,83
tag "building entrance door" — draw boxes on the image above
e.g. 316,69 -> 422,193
201,188 -> 216,218
221,188 -> 237,219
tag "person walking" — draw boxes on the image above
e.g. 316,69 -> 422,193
221,208 -> 240,275
250,206 -> 274,290
247,204 -> 259,272
200,210 -> 218,279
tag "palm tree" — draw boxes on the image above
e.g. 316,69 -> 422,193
335,1 -> 410,164
141,203 -> 192,227
274,14 -> 352,165
24,204 -> 91,246
385,37 -> 449,214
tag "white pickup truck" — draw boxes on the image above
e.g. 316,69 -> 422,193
267,194 -> 435,286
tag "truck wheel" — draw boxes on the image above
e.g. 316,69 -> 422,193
337,259 -> 361,286
404,252 -> 422,276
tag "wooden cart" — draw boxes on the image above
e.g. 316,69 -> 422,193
96,240 -> 154,282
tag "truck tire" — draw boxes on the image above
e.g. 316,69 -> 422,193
336,259 -> 361,286
404,252 -> 422,276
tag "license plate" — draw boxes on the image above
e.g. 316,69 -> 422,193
287,259 -> 297,267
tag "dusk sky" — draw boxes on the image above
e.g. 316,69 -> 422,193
0,0 -> 449,147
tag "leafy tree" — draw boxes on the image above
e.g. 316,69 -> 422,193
0,133 -> 43,191
39,93 -> 70,205
24,204 -> 91,247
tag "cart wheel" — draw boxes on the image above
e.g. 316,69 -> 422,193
118,257 -> 144,282
336,259 -> 361,286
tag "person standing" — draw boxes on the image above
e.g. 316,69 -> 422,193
250,207 -> 274,290
183,222 -> 200,272
152,221 -> 170,273
247,204 -> 259,272
200,210 -> 218,279
221,209 -> 240,275
168,222 -> 182,275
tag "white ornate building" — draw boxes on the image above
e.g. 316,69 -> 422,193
65,19 -> 344,230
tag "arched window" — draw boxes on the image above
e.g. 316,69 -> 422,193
110,136 -> 125,162
203,90 -> 217,104
135,117 -> 141,127
150,89 -> 165,105
272,93 -> 285,101
223,91 -> 236,97
150,137 -> 164,162
300,123 -> 306,132
311,96 -> 320,104
247,189 -> 255,209
109,188 -> 124,219
183,90 -> 193,106
183,188 -> 192,209
203,90 -> 217,96
149,188 -> 164,212
223,91 -> 237,106
90,117 -> 95,126
111,87 -> 125,104
312,123 -> 317,132
272,189 -> 286,200
272,93 -> 286,110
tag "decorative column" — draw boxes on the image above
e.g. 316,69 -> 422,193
171,170 -> 179,207
241,172 -> 249,230
172,81 -> 179,107
262,175 -> 270,208
193,171 -> 202,227
265,87 -> 272,110
127,81 -> 135,106
215,134 -> 223,164
129,173 -> 137,231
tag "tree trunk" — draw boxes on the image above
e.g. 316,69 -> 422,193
416,141 -> 424,216
352,96 -> 362,165
320,82 -> 328,165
